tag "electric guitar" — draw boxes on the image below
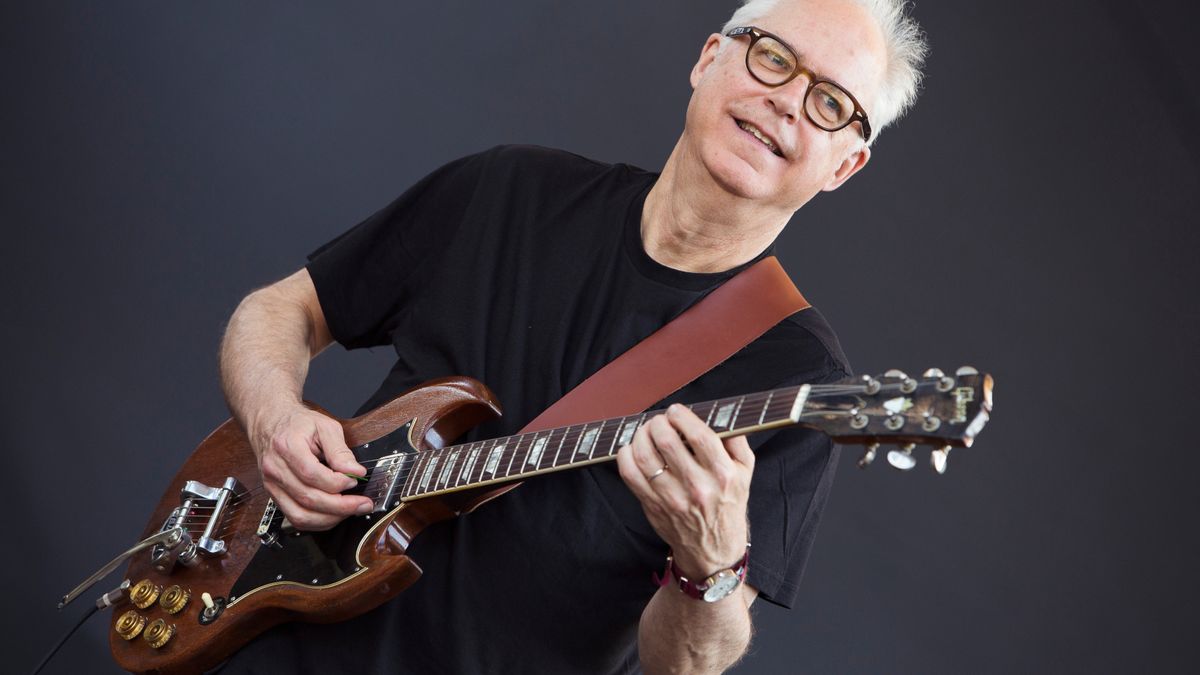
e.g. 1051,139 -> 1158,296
65,367 -> 992,674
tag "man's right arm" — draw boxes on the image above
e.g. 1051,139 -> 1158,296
219,268 -> 374,530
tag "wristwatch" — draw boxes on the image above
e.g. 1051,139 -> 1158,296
668,544 -> 750,603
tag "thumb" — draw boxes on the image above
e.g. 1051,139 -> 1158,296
314,418 -> 366,477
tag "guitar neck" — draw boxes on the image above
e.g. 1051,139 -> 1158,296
397,385 -> 810,501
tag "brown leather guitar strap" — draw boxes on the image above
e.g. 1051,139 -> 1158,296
519,256 -> 810,434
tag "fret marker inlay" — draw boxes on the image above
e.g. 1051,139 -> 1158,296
484,444 -> 505,475
460,446 -> 481,481
617,419 -> 637,446
438,450 -> 460,487
713,402 -> 735,428
527,436 -> 549,467
419,457 -> 440,492
577,427 -> 600,457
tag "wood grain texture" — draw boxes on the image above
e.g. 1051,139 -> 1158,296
110,377 -> 502,675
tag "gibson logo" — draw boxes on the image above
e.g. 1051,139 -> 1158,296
952,387 -> 975,423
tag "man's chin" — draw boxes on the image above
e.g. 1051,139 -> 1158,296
706,157 -> 779,202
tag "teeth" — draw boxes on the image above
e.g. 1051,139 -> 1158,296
737,121 -> 779,155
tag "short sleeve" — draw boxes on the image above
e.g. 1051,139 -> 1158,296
744,424 -> 840,609
742,359 -> 850,609
305,150 -> 492,349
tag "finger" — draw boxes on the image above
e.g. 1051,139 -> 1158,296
265,441 -> 372,514
618,442 -> 682,508
616,443 -> 656,501
279,472 -> 374,519
314,417 -> 367,478
723,435 -> 755,468
266,484 -> 341,532
629,424 -> 669,475
645,413 -> 702,483
285,433 -> 360,494
668,403 -> 732,470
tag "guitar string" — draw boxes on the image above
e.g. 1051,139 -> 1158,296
179,384 -> 928,540
184,377 -> 940,535
181,384 -> 826,517
188,411 -> 893,541
173,382 -> 907,527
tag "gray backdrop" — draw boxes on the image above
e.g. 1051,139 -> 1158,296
5,1 -> 1198,673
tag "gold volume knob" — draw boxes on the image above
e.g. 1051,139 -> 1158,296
129,579 -> 161,609
143,618 -> 177,649
159,585 -> 190,614
114,611 -> 147,640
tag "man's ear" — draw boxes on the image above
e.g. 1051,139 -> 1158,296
690,35 -> 725,89
822,144 -> 871,192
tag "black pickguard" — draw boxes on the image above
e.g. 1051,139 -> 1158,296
229,422 -> 418,601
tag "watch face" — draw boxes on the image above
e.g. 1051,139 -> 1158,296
702,570 -> 741,602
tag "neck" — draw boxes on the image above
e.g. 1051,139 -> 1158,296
641,137 -> 792,273
392,384 -> 811,502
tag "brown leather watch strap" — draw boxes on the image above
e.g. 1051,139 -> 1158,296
519,256 -> 809,434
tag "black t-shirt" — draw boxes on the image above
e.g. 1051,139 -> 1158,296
220,145 -> 850,674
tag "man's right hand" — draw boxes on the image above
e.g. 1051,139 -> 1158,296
250,404 -> 375,531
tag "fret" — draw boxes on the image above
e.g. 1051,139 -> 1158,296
615,416 -> 638,449
417,454 -> 441,494
483,439 -> 506,478
605,417 -> 626,458
576,424 -> 601,460
506,432 -> 527,477
437,449 -> 461,490
459,443 -> 482,485
758,391 -> 775,425
728,395 -> 747,431
400,452 -> 425,498
712,399 -> 737,430
525,433 -> 550,470
471,439 -> 495,484
703,401 -> 717,426
549,426 -> 572,470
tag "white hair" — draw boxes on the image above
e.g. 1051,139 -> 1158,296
719,0 -> 929,143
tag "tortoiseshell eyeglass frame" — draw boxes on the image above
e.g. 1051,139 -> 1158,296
725,26 -> 872,142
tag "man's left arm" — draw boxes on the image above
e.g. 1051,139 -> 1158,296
616,404 -> 760,674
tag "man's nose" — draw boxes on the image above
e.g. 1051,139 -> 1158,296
766,77 -> 809,123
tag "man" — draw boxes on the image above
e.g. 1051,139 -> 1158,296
216,0 -> 926,672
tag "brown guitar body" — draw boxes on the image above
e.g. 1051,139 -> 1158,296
104,366 -> 994,674
110,377 -> 508,675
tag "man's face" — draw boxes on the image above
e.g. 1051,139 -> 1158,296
683,0 -> 887,211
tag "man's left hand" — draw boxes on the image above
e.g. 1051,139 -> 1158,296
616,403 -> 754,580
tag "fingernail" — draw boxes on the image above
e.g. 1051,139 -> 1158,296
356,502 -> 373,515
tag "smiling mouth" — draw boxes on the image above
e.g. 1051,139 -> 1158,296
735,119 -> 783,158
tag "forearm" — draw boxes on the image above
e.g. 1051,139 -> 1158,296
219,281 -> 324,436
638,582 -> 753,675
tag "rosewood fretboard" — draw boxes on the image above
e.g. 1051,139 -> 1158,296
395,385 -> 810,500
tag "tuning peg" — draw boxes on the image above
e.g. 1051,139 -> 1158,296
884,369 -> 908,379
922,368 -> 945,379
857,443 -> 879,469
886,444 -> 917,471
955,366 -> 979,376
930,445 -> 951,474
861,376 -> 881,394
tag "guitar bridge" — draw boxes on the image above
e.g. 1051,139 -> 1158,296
150,476 -> 242,573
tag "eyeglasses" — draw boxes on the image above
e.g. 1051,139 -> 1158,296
725,26 -> 872,142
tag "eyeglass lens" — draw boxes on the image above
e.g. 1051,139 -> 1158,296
747,36 -> 856,132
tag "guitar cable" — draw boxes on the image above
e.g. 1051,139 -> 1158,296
30,604 -> 99,675
31,581 -> 128,675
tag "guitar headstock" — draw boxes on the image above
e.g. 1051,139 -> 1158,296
798,367 -> 993,473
